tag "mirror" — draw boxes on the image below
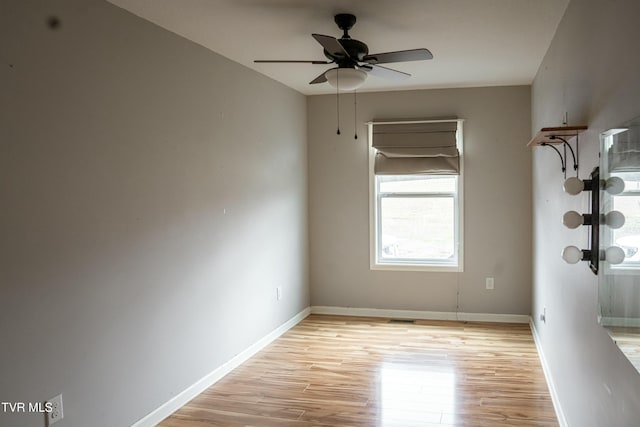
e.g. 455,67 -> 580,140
598,119 -> 640,372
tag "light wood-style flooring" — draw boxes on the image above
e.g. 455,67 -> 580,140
160,315 -> 558,427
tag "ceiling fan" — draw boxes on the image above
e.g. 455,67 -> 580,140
254,13 -> 433,91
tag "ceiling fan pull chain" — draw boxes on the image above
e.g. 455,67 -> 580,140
354,89 -> 358,139
336,70 -> 341,135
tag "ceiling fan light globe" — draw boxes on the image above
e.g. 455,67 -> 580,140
326,68 -> 367,90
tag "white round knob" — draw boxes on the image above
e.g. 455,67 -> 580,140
605,211 -> 625,229
562,246 -> 583,264
564,177 -> 584,195
563,211 -> 584,229
605,246 -> 625,264
605,176 -> 625,195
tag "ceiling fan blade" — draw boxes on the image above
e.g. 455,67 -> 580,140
254,60 -> 332,64
362,48 -> 433,64
359,64 -> 410,80
312,34 -> 350,59
309,71 -> 328,84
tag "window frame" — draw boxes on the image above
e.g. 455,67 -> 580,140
602,129 -> 640,273
608,178 -> 640,272
368,119 -> 464,272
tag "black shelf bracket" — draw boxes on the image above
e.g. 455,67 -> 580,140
540,142 -> 566,174
540,133 -> 580,178
550,135 -> 579,174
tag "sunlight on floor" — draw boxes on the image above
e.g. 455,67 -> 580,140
380,362 -> 455,426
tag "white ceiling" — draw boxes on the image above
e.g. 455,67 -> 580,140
107,0 -> 569,95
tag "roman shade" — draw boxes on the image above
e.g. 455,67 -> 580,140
372,121 -> 460,175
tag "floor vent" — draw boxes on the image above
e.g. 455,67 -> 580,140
388,319 -> 416,324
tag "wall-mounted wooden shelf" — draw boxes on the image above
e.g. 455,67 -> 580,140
528,125 -> 588,177
527,125 -> 588,146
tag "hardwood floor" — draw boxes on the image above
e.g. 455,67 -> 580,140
159,315 -> 558,427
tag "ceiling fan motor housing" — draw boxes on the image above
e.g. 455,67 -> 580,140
325,38 -> 369,65
324,13 -> 369,67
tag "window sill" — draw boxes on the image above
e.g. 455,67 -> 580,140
605,264 -> 640,275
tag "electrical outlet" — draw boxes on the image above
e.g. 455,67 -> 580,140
276,287 -> 282,301
46,394 -> 63,425
485,277 -> 494,290
540,307 -> 547,323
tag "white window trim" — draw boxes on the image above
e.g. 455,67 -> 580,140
367,119 -> 464,272
607,190 -> 640,273
602,129 -> 640,274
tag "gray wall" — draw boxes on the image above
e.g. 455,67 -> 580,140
531,0 -> 640,425
308,86 -> 532,315
0,1 -> 308,426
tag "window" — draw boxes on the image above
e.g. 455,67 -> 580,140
603,128 -> 640,270
610,173 -> 640,269
369,120 -> 463,271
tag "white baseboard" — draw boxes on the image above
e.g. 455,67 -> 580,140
310,305 -> 530,324
529,317 -> 568,427
131,307 -> 311,427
